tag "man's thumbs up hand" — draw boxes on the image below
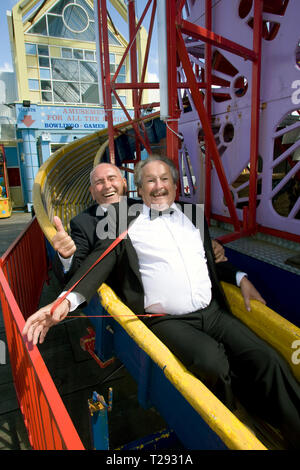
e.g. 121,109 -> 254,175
52,216 -> 76,259
53,215 -> 65,233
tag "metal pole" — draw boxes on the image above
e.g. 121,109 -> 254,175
247,0 -> 263,232
128,0 -> 141,161
176,28 -> 240,231
204,0 -> 212,223
99,0 -> 116,164
166,0 -> 180,184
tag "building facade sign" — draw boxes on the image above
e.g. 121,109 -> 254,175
16,104 -> 132,130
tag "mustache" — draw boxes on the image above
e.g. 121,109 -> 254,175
150,190 -> 168,197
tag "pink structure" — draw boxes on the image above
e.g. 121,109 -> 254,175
177,0 -> 300,241
95,0 -> 299,242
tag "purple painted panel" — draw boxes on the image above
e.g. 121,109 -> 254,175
178,0 -> 300,237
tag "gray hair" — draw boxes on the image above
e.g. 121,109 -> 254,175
134,154 -> 179,188
90,162 -> 123,185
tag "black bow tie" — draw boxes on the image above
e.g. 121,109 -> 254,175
149,208 -> 174,220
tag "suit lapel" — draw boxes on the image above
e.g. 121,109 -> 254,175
125,206 -> 144,284
112,201 -> 143,284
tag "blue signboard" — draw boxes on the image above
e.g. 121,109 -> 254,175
16,104 -> 133,130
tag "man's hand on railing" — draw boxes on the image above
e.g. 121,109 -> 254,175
22,298 -> 70,345
212,239 -> 228,263
52,216 -> 76,259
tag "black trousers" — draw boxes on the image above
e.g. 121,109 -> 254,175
143,299 -> 300,449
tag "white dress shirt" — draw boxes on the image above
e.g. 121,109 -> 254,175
128,203 -> 212,314
58,253 -> 73,272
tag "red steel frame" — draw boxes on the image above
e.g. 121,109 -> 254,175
247,0 -> 263,233
96,0 -> 155,164
174,0 -> 263,243
97,0 -> 115,162
97,0 -> 299,244
96,0 -> 263,242
204,0 -> 212,226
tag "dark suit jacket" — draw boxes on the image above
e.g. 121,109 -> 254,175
52,198 -> 137,285
63,201 -> 238,316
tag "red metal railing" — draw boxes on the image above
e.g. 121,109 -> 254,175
0,217 -> 48,320
0,217 -> 84,450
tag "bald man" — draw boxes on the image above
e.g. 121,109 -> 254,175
51,163 -> 130,284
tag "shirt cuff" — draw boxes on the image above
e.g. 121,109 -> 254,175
58,253 -> 74,273
59,291 -> 86,312
236,271 -> 247,287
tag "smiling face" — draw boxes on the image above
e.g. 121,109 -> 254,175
90,163 -> 127,205
138,160 -> 177,210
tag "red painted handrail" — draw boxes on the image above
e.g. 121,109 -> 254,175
0,218 -> 84,450
0,217 -> 48,320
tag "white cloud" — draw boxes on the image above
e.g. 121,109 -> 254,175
148,71 -> 159,82
0,62 -> 13,73
146,71 -> 160,103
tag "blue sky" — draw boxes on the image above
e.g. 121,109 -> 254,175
0,0 -> 159,79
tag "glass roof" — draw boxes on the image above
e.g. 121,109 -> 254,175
27,0 -> 122,45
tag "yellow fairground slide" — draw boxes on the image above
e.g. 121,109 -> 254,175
33,122 -> 300,450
